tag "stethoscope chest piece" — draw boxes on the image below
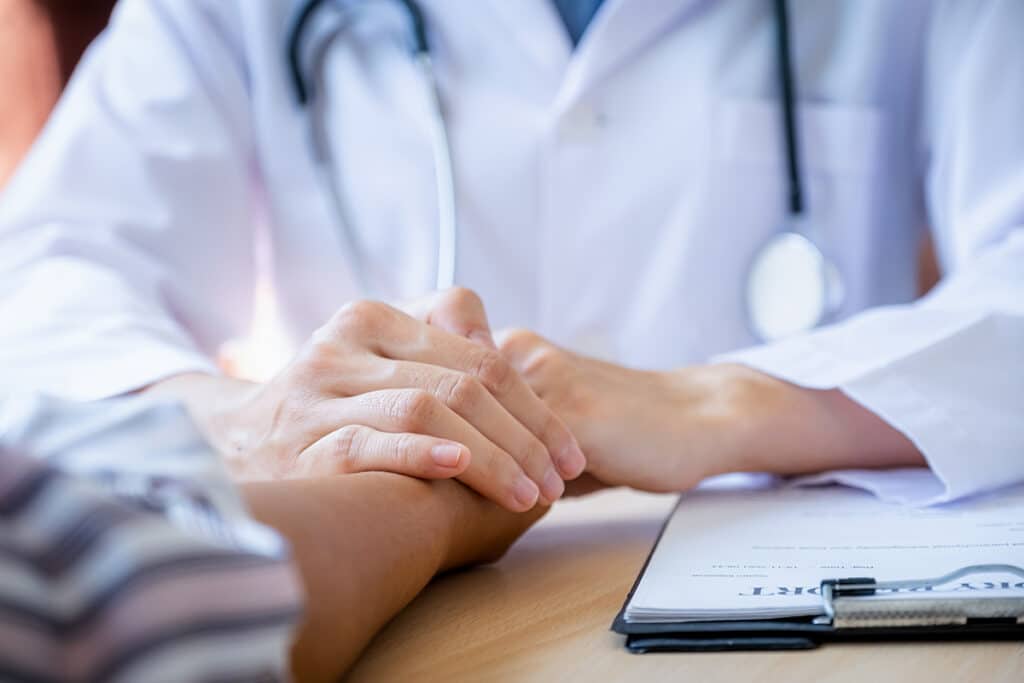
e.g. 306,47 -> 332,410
744,0 -> 845,343
746,230 -> 843,342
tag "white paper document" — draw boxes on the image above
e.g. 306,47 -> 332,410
624,484 -> 1024,624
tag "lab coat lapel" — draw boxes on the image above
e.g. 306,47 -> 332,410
556,0 -> 709,109
484,0 -> 572,76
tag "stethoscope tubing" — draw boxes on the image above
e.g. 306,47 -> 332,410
287,0 -> 457,296
773,0 -> 804,218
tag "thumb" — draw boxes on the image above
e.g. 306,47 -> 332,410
399,287 -> 496,349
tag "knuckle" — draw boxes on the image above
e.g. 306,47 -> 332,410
444,286 -> 482,310
297,331 -> 339,374
497,327 -> 540,351
332,424 -> 366,473
392,389 -> 439,432
331,300 -> 388,336
393,433 -> 422,468
440,373 -> 483,412
521,345 -> 562,379
471,350 -> 514,394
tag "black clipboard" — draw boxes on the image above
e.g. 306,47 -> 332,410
611,498 -> 1024,652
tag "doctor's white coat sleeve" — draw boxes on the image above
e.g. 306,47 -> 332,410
719,0 -> 1024,505
0,0 -> 256,398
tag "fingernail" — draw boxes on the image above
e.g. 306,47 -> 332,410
431,444 -> 464,469
469,329 -> 497,349
540,468 -> 565,503
512,475 -> 540,509
557,441 -> 587,479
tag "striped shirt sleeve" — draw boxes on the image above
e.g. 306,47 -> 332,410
0,396 -> 303,683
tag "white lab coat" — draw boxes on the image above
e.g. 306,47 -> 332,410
0,0 -> 1021,503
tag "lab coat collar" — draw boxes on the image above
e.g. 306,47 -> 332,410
555,0 -> 710,109
485,0 -> 709,112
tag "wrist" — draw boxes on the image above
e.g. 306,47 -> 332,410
664,363 -> 787,479
144,372 -> 263,475
433,479 -> 546,572
432,479 -> 482,572
390,477 -> 454,576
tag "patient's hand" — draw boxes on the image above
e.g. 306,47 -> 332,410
437,476 -> 548,570
496,329 -> 922,493
245,473 -> 545,682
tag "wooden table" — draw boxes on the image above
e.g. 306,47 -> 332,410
348,489 -> 1024,682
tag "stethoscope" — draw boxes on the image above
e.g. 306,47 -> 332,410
287,0 -> 457,294
746,0 -> 844,342
286,0 -> 843,342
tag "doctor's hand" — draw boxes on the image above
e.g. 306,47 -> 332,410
497,329 -> 924,493
147,289 -> 585,512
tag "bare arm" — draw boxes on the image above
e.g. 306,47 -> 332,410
496,329 -> 922,493
242,474 -> 543,682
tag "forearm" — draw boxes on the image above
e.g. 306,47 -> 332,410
497,330 -> 927,494
242,473 -> 545,682
242,473 -> 451,683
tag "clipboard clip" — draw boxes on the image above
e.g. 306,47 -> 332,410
817,564 -> 1024,629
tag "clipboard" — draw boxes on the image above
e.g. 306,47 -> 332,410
612,505 -> 1024,652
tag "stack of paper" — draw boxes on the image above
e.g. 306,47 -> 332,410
624,484 -> 1024,624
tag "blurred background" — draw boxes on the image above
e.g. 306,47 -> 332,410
0,0 -> 115,185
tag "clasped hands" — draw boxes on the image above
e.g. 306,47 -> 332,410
191,287 -> 784,509
170,287 -> 919,515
